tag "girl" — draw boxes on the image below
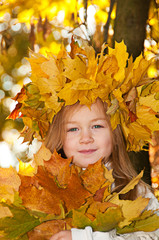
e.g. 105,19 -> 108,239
45,98 -> 159,240
12,39 -> 159,239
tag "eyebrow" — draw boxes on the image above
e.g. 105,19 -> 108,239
65,118 -> 107,124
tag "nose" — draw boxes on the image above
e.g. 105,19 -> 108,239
79,129 -> 94,144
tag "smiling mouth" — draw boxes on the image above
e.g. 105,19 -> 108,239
78,149 -> 97,154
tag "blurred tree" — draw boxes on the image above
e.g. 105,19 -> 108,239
113,0 -> 150,59
112,0 -> 154,185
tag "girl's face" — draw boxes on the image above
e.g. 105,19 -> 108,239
63,100 -> 112,168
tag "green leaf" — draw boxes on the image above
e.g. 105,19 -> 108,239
0,193 -> 66,240
72,204 -> 123,232
72,204 -> 92,228
92,207 -> 123,231
117,210 -> 159,234
0,202 -> 41,239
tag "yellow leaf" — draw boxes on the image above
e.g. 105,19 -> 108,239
0,205 -> 12,219
63,56 -> 86,81
83,44 -> 98,81
41,58 -> 65,92
42,90 -> 63,114
117,211 -> 159,233
113,88 -> 123,103
110,110 -> 121,130
22,117 -> 33,129
136,105 -> 159,132
114,196 -> 150,228
18,161 -> 36,177
139,94 -> 159,113
108,41 -> 128,82
132,58 -> 152,87
32,144 -> 52,173
98,43 -> 107,70
71,78 -> 99,90
129,121 -> 151,142
81,159 -> 106,194
104,167 -> 114,184
58,82 -> 98,106
109,171 -> 144,203
0,167 -> 21,202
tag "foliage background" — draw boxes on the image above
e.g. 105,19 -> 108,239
0,0 -> 158,192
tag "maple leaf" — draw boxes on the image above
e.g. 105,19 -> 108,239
0,167 -> 21,202
139,90 -> 159,113
107,41 -> 128,83
112,196 -> 150,228
43,149 -> 72,187
62,57 -> 87,82
72,203 -> 123,232
136,105 -> 159,132
7,103 -> 22,120
0,205 -> 12,219
12,86 -> 27,102
81,159 -> 108,194
1,149 -> 159,238
0,201 -> 40,240
0,194 -> 65,240
19,163 -> 91,215
19,161 -> 36,177
117,210 -> 159,234
20,126 -> 35,144
107,171 -> 144,203
69,37 -> 85,59
32,143 -> 52,170
27,52 -> 65,113
28,220 -> 68,240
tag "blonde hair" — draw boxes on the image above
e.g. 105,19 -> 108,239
45,100 -> 148,200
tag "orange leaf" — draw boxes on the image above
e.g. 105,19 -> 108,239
44,150 -> 72,187
12,86 -> 27,102
69,36 -> 85,59
7,103 -> 22,120
81,159 -> 106,194
19,165 -> 91,215
28,220 -> 67,240
86,201 -> 118,218
129,110 -> 137,122
0,167 -> 21,202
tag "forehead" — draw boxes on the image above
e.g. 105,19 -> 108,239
64,100 -> 107,122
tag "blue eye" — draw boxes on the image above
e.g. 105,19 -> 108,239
93,125 -> 103,129
68,128 -> 78,132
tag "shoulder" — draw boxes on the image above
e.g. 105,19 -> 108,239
138,184 -> 159,211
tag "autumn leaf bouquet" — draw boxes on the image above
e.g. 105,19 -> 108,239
0,144 -> 159,240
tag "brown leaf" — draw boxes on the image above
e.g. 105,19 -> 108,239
28,220 -> 67,240
93,186 -> 107,202
20,126 -> 35,144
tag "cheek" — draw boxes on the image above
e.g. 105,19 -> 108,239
63,135 -> 75,158
101,132 -> 112,156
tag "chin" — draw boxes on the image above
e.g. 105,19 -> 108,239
74,159 -> 99,168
